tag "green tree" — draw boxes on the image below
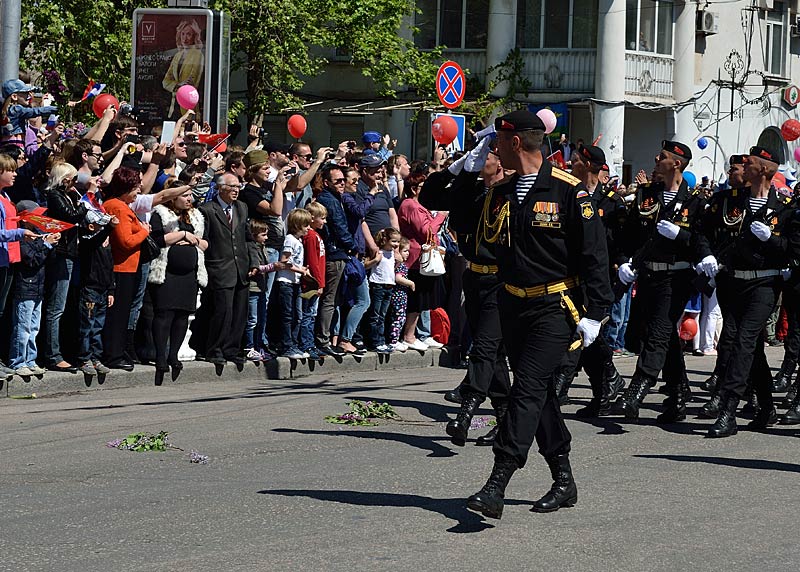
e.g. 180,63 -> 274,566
19,0 -> 441,123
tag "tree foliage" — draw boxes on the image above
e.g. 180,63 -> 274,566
18,0 -> 441,123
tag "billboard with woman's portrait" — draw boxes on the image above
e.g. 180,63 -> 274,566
131,9 -> 213,131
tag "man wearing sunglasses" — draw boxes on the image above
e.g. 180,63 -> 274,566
288,142 -> 334,215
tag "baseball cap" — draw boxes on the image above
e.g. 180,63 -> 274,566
362,131 -> 381,144
358,154 -> 385,168
2,79 -> 40,99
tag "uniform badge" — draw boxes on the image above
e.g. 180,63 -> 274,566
576,190 -> 588,198
598,208 -> 604,217
532,201 -> 561,228
580,202 -> 594,219
641,197 -> 655,210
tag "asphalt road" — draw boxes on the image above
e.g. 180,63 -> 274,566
1,348 -> 798,572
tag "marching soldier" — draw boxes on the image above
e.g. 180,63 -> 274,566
612,140 -> 709,423
418,138 -> 512,447
460,110 -> 612,519
552,145 -> 626,417
696,145 -> 795,436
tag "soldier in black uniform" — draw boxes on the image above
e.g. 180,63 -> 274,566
551,145 -> 626,417
697,146 -> 795,436
418,137 -> 512,447
463,110 -> 613,520
611,140 -> 709,423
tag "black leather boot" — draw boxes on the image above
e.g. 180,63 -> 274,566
553,371 -> 572,406
700,375 -> 724,419
612,372 -> 655,420
656,382 -> 686,424
783,381 -> 799,408
467,453 -> 518,519
703,371 -> 719,392
446,391 -> 484,446
747,406 -> 777,429
772,359 -> 796,393
681,372 -> 693,403
603,361 -> 625,403
476,401 -> 507,446
444,384 -> 463,404
531,454 -> 578,513
706,392 -> 740,438
740,386 -> 758,418
779,391 -> 800,424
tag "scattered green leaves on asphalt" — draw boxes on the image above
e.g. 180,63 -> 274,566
325,400 -> 401,426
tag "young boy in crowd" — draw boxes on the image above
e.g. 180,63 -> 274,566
77,211 -> 118,375
299,201 -> 327,359
277,208 -> 312,359
245,219 -> 286,362
8,203 -> 59,376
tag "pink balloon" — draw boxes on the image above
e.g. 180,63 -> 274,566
536,108 -> 558,134
794,147 -> 800,162
176,85 -> 199,110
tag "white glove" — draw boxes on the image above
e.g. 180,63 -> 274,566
447,153 -> 468,176
474,124 -> 496,141
618,262 -> 637,285
464,136 -> 494,173
750,221 -> 771,242
782,268 -> 792,280
576,317 -> 602,348
695,255 -> 719,278
656,220 -> 681,240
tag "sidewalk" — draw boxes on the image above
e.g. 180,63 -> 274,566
1,347 -> 456,398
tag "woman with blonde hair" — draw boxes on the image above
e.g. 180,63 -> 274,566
44,161 -> 87,373
162,19 -> 205,118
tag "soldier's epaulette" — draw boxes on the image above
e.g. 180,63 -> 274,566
551,167 -> 581,187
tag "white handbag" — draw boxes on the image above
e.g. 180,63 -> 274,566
419,229 -> 446,276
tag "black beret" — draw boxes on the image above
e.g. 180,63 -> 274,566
495,109 -> 545,132
729,154 -> 745,165
578,144 -> 606,166
749,145 -> 782,165
662,140 -> 692,161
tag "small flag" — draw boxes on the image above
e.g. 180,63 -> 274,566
547,150 -> 566,169
17,211 -> 75,233
81,80 -> 106,101
198,133 -> 230,152
46,114 -> 59,130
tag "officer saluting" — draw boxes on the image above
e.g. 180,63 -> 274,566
465,110 -> 613,520
697,145 -> 795,436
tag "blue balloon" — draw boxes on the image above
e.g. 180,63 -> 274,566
697,137 -> 708,150
683,171 -> 697,188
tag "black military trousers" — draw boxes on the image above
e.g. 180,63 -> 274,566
634,268 -> 694,381
494,289 -> 573,469
781,283 -> 800,365
461,270 -> 512,405
715,275 -> 779,404
555,335 -> 613,400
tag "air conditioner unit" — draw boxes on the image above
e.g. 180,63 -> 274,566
758,0 -> 775,10
696,10 -> 720,35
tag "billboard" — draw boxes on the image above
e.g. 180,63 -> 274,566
131,9 -> 229,133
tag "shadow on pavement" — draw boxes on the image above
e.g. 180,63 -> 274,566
259,488 -> 535,533
273,427 -> 457,458
635,454 -> 800,473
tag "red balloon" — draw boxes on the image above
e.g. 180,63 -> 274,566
679,317 -> 698,341
287,114 -> 307,139
781,119 -> 800,142
432,115 -> 458,145
92,93 -> 120,118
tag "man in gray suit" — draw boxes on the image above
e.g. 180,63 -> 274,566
199,173 -> 259,368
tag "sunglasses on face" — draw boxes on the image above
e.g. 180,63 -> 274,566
330,178 -> 346,184
299,154 -> 313,160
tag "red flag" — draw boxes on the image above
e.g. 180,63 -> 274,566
198,133 -> 229,153
17,211 -> 75,233
547,150 -> 566,169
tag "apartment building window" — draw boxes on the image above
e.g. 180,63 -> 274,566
625,0 -> 673,55
765,1 -> 787,76
516,0 -> 598,49
413,0 -> 489,49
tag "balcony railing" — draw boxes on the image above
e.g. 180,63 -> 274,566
441,49 -> 596,95
624,52 -> 674,100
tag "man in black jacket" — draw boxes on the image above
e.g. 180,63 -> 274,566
199,173 -> 259,368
